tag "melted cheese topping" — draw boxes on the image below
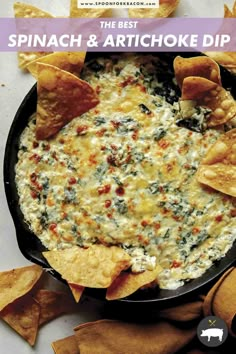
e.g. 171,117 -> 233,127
15,54 -> 236,290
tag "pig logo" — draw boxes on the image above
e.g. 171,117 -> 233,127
200,328 -> 223,342
197,316 -> 228,347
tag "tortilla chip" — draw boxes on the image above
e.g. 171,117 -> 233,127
128,0 -> 180,18
36,63 -> 99,140
0,297 -> 40,346
17,53 -> 52,71
13,2 -> 53,69
174,56 -> 221,88
201,128 -> 236,165
197,129 -> 236,197
27,52 -> 86,79
52,335 -> 79,354
43,245 -> 131,288
70,0 -> 112,18
197,164 -> 236,197
181,76 -> 217,100
205,52 -> 236,75
68,284 -> 84,302
13,2 -> 53,18
33,289 -> 76,326
0,265 -> 43,312
233,1 -> 236,16
224,4 -> 233,17
106,267 -> 161,300
181,76 -> 236,126
224,1 -> 236,17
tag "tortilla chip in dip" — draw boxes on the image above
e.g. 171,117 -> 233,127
13,2 -> 53,69
197,129 -> 236,197
43,245 -> 131,288
181,76 -> 217,100
201,128 -> 236,165
106,267 -> 162,300
0,265 -> 43,312
174,56 -> 221,88
128,0 -> 179,18
70,0 -> 112,17
181,76 -> 236,126
36,63 -> 99,140
27,52 -> 86,79
0,296 -> 40,346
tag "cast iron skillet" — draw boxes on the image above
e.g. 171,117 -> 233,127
4,52 -> 236,312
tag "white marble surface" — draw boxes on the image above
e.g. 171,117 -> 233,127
0,0 -> 235,353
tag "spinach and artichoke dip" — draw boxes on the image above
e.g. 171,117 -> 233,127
15,54 -> 236,290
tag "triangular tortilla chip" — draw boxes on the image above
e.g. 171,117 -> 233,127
106,267 -> 162,300
174,56 -> 221,88
0,296 -> 40,346
181,76 -> 217,100
201,128 -> 236,165
128,0 -> 179,18
43,245 -> 131,288
0,265 -> 43,312
197,129 -> 236,197
33,289 -> 76,326
70,0 -> 112,17
36,63 -> 99,140
13,2 -> 53,69
27,52 -> 86,79
181,76 -> 236,126
197,164 -> 236,197
52,335 -> 79,354
68,284 -> 84,302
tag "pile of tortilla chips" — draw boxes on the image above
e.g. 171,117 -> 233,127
0,253 -> 162,347
174,55 -> 236,126
174,55 -> 236,197
0,264 -> 77,346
